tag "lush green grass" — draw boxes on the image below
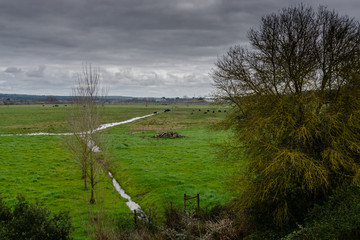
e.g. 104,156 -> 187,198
0,135 -> 133,239
104,105 -> 236,220
107,127 -> 234,215
0,105 -> 70,134
0,104 -> 169,134
0,103 -> 236,237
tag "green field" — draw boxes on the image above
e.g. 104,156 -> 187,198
0,104 -> 168,134
0,134 -> 133,239
0,103 -> 236,238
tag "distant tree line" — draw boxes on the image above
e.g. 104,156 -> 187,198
0,94 -> 210,105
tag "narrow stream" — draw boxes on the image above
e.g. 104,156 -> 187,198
108,171 -> 147,220
0,113 -> 156,219
108,172 -> 141,211
0,113 -> 155,137
89,140 -> 148,220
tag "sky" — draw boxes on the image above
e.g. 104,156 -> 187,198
0,0 -> 359,97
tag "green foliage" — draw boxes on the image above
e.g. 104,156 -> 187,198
0,195 -> 73,240
213,4 -> 360,228
283,185 -> 360,240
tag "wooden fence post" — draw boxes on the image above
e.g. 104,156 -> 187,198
134,209 -> 137,226
148,207 -> 151,223
197,193 -> 200,210
184,193 -> 200,212
184,193 -> 186,211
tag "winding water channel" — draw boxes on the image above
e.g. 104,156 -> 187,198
0,113 -> 155,137
0,113 -> 156,219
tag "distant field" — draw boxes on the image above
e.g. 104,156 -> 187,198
0,103 -> 236,238
0,104 -> 167,134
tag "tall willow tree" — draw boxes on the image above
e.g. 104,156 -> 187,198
212,5 -> 360,227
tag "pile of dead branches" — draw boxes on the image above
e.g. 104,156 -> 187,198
153,131 -> 184,138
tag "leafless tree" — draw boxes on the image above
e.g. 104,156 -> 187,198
68,64 -> 106,204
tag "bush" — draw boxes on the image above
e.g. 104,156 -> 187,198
0,195 -> 73,240
283,185 -> 360,240
163,206 -> 239,240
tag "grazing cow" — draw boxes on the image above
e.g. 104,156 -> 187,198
164,109 -> 171,112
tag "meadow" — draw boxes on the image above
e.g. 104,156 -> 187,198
0,103 -> 236,239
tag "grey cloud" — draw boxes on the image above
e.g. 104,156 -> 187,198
26,66 -> 46,78
4,67 -> 22,74
0,0 -> 359,96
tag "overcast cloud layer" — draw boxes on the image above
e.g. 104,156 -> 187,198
0,0 -> 359,97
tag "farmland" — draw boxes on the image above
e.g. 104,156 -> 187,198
0,103 -> 236,239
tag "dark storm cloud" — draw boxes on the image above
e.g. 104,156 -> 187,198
0,0 -> 359,96
26,66 -> 46,78
4,67 -> 22,74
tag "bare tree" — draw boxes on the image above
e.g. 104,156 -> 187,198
68,64 -> 105,204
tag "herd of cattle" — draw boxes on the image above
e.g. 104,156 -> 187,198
152,108 -> 227,115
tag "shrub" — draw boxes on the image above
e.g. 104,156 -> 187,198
0,195 -> 73,240
163,206 -> 239,240
283,185 -> 360,240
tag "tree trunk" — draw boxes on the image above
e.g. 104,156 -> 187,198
89,157 -> 95,204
